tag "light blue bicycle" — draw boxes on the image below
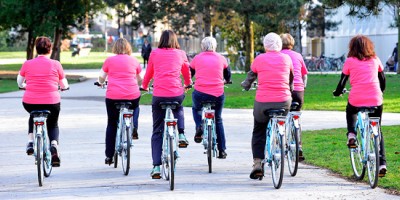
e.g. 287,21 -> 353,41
200,100 -> 217,173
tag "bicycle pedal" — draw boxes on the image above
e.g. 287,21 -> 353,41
178,143 -> 188,148
151,174 -> 162,179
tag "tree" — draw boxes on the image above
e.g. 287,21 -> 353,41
321,0 -> 400,74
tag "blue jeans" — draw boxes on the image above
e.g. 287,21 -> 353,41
192,90 -> 226,151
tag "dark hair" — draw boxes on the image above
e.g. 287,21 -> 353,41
35,37 -> 52,55
347,35 -> 375,60
158,30 -> 180,49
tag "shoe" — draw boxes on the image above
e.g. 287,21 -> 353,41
50,145 -> 60,167
249,158 -> 263,179
105,157 -> 114,165
178,133 -> 189,148
299,149 -> 305,162
217,150 -> 227,159
151,165 -> 161,179
347,132 -> 357,148
26,142 -> 34,155
194,127 -> 203,143
132,127 -> 138,140
379,165 -> 387,177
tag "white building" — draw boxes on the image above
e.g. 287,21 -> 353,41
324,5 -> 398,62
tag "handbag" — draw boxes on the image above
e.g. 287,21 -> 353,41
387,55 -> 395,66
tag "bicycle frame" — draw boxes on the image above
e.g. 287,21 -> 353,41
265,116 -> 286,163
356,112 -> 380,165
115,106 -> 134,153
33,115 -> 51,166
162,106 -> 178,173
202,104 -> 217,156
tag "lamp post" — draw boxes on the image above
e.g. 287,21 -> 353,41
103,14 -> 108,53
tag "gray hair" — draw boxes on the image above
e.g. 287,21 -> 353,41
201,36 -> 217,52
263,32 -> 282,52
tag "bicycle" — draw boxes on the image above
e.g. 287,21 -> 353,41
285,102 -> 301,177
260,109 -> 286,189
199,100 -> 217,173
349,106 -> 381,188
95,82 -> 134,175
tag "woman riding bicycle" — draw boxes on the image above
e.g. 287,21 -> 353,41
241,32 -> 293,180
332,35 -> 387,176
141,30 -> 192,179
190,36 -> 231,159
18,36 -> 69,167
97,38 -> 142,165
280,33 -> 308,161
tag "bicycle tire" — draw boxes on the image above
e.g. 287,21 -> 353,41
349,124 -> 365,180
43,137 -> 52,177
271,128 -> 284,189
36,137 -> 43,187
207,124 -> 212,173
367,133 -> 379,188
113,151 -> 118,168
121,125 -> 131,175
287,125 -> 299,177
168,136 -> 175,190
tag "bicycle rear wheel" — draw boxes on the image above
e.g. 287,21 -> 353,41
36,137 -> 44,187
207,125 -> 213,173
43,138 -> 52,177
271,130 -> 284,189
168,136 -> 175,190
287,125 -> 299,176
367,133 -> 379,188
349,125 -> 365,180
121,125 -> 131,175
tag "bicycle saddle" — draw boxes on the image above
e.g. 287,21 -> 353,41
264,109 -> 286,117
290,102 -> 300,111
30,110 -> 51,117
114,102 -> 132,109
358,106 -> 377,113
201,100 -> 216,106
160,101 -> 179,109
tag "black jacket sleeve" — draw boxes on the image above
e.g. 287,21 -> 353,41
223,67 -> 231,82
241,71 -> 257,91
333,73 -> 349,96
289,70 -> 294,92
378,71 -> 386,92
190,67 -> 195,78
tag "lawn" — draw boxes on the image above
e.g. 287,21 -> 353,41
303,125 -> 400,192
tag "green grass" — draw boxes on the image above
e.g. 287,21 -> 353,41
303,125 -> 400,192
0,51 -> 26,59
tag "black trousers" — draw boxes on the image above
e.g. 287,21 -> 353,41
23,102 -> 61,143
346,103 -> 386,165
291,90 -> 304,111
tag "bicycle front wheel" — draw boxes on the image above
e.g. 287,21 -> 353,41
367,134 -> 379,188
168,136 -> 175,190
349,125 -> 365,180
287,125 -> 299,176
271,130 -> 284,189
36,137 -> 44,187
43,138 -> 52,177
207,125 -> 213,173
121,125 -> 131,175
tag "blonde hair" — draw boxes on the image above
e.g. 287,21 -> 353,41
201,36 -> 217,52
280,33 -> 295,50
112,38 -> 132,55
263,32 -> 282,52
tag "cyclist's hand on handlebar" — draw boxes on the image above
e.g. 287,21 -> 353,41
224,80 -> 233,84
60,87 -> 69,92
140,87 -> 148,92
184,84 -> 192,92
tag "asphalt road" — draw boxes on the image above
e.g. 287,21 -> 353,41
0,70 -> 399,200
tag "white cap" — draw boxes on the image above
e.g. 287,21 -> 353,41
263,32 -> 282,52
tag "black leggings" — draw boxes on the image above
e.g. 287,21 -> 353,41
23,102 -> 61,143
346,103 -> 386,165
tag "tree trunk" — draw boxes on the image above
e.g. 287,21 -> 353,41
203,0 -> 211,37
397,8 -> 400,74
51,27 -> 62,61
26,30 -> 35,60
244,13 -> 254,72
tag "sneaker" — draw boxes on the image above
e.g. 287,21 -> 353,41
217,150 -> 227,159
347,132 -> 357,148
178,133 -> 189,148
249,158 -> 263,179
299,149 -> 305,162
50,145 -> 60,167
379,165 -> 387,177
105,157 -> 114,165
194,127 -> 203,143
151,165 -> 161,179
132,127 -> 138,140
26,142 -> 34,155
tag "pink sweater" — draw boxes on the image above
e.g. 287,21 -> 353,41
142,48 -> 191,97
281,49 -> 308,91
190,51 -> 228,97
102,54 -> 142,99
343,57 -> 383,106
251,51 -> 293,103
19,56 -> 65,104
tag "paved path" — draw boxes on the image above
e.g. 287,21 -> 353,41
0,70 -> 399,199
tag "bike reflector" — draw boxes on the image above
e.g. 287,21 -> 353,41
34,122 -> 44,125
166,121 -> 177,126
293,115 -> 300,120
370,121 -> 378,127
277,121 -> 285,126
123,114 -> 133,118
204,111 -> 215,119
